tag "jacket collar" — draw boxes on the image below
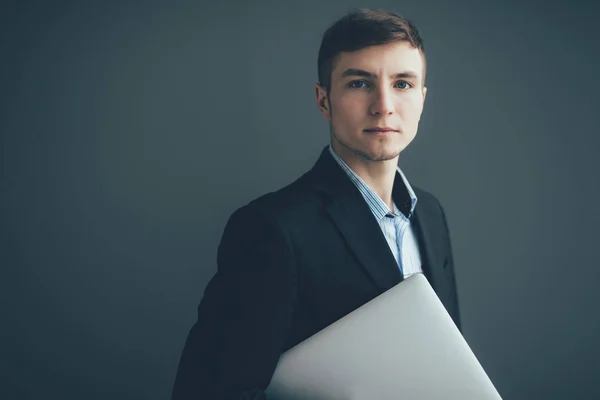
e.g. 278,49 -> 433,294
305,146 -> 446,294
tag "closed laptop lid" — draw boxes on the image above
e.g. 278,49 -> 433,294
266,273 -> 502,400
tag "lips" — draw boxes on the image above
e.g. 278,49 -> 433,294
364,127 -> 398,133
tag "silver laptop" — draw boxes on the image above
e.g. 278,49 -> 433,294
266,274 -> 502,400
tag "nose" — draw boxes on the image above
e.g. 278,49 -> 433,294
369,85 -> 395,116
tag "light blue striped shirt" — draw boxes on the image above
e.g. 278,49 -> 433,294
328,145 -> 423,278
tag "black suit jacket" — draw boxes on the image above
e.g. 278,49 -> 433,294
172,147 -> 461,400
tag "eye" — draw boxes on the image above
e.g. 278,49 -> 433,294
395,80 -> 412,89
348,80 -> 370,89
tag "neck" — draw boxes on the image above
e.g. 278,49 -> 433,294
332,144 -> 398,210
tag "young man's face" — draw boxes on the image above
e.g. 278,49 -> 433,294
316,41 -> 427,163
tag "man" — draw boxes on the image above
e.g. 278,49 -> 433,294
172,8 -> 460,400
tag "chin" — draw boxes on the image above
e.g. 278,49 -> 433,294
359,148 -> 402,162
365,143 -> 406,161
369,152 -> 401,162
333,134 -> 406,162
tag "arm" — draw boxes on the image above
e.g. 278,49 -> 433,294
172,204 -> 297,400
439,202 -> 462,332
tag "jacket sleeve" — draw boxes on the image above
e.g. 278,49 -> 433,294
438,202 -> 462,332
172,204 -> 297,400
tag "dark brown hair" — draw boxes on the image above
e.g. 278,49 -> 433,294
317,9 -> 426,93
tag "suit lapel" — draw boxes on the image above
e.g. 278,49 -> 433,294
309,147 -> 402,293
411,198 -> 446,294
325,197 -> 403,292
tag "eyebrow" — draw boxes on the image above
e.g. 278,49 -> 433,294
340,68 -> 419,80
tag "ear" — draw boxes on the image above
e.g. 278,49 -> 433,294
418,86 -> 428,122
315,83 -> 331,121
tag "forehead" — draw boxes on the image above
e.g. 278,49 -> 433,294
332,41 -> 424,79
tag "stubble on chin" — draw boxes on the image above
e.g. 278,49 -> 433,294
331,128 -> 402,162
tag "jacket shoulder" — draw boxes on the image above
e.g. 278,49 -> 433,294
412,185 -> 445,212
228,171 -> 320,227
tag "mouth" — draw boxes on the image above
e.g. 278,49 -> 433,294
364,127 -> 399,134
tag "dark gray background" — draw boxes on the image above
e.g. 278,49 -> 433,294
2,0 -> 599,399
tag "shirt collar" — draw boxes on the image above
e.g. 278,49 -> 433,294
328,145 -> 418,220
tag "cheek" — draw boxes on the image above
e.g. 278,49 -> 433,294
332,97 -> 363,125
397,97 -> 424,121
